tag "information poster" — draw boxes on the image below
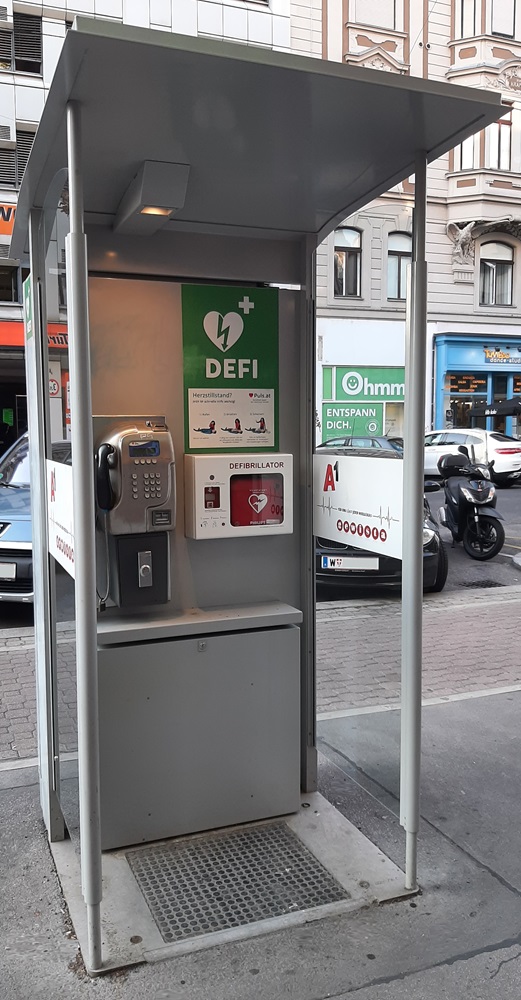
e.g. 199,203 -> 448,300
182,285 -> 279,452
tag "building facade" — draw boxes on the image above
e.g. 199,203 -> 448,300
3,1 -> 519,450
0,0 -> 320,447
317,0 -> 521,442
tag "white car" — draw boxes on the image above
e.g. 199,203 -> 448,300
424,428 -> 521,486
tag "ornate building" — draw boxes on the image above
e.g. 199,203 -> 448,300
317,0 -> 521,442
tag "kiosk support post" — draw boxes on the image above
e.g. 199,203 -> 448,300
66,100 -> 103,970
401,152 -> 427,892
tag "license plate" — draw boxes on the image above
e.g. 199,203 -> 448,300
321,555 -> 379,571
0,562 -> 16,580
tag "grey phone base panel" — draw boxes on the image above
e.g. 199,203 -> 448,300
98,623 -> 301,850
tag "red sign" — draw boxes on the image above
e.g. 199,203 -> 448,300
0,321 -> 68,349
0,204 -> 16,237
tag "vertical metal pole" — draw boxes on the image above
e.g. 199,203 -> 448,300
301,236 -> 318,791
401,152 -> 427,892
66,100 -> 103,971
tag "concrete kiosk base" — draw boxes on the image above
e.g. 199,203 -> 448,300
51,792 -> 414,976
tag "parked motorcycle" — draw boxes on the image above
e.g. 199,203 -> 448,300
437,448 -> 505,561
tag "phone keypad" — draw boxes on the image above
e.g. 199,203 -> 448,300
130,468 -> 164,501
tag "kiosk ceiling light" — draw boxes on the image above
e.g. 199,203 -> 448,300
114,160 -> 190,234
140,206 -> 172,216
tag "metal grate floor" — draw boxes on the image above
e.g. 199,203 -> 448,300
461,580 -> 505,589
126,821 -> 350,943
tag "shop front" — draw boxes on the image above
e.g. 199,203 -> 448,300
321,365 -> 405,442
433,334 -> 521,436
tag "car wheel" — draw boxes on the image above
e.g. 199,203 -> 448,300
424,539 -> 448,593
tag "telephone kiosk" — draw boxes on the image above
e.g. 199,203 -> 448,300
94,416 -> 176,607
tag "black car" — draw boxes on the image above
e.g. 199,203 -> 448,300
317,435 -> 403,452
315,449 -> 448,593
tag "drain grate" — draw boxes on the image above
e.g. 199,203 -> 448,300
461,580 -> 505,589
126,821 -> 349,943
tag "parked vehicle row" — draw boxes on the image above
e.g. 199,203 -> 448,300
0,430 -> 513,603
320,428 -> 521,487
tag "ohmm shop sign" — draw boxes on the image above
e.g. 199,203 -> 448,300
335,367 -> 405,401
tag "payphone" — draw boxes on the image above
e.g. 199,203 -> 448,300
94,416 -> 175,607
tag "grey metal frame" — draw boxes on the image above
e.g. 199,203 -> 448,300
401,154 -> 428,891
65,101 -> 102,971
25,209 -> 64,842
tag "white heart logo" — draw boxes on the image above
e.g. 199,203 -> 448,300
203,311 -> 244,353
248,493 -> 268,514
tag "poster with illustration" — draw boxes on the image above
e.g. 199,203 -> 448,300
182,285 -> 279,452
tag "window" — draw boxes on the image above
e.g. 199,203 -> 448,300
387,232 -> 411,300
0,130 -> 35,186
479,242 -> 514,306
491,0 -> 515,37
352,0 -> 396,29
334,228 -> 362,297
487,111 -> 512,171
458,134 -> 475,171
0,264 -> 29,303
456,0 -> 477,37
0,13 -> 42,74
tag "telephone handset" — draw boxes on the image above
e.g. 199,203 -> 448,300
96,443 -> 117,512
94,419 -> 176,535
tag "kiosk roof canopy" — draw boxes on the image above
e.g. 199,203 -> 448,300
11,17 -> 503,255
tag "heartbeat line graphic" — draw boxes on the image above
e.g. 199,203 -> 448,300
316,496 -> 349,516
376,506 -> 400,528
316,496 -> 400,526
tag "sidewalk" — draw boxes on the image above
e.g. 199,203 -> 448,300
2,588 -> 521,997
2,585 -> 521,761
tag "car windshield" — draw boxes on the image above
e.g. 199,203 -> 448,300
0,438 -> 30,486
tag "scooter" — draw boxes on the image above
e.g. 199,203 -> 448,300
437,447 -> 505,561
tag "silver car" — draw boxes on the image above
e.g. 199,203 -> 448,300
0,434 -> 72,602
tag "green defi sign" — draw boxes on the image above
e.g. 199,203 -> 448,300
182,285 -> 279,452
335,366 -> 405,402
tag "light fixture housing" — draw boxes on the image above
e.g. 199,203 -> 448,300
113,160 -> 190,234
